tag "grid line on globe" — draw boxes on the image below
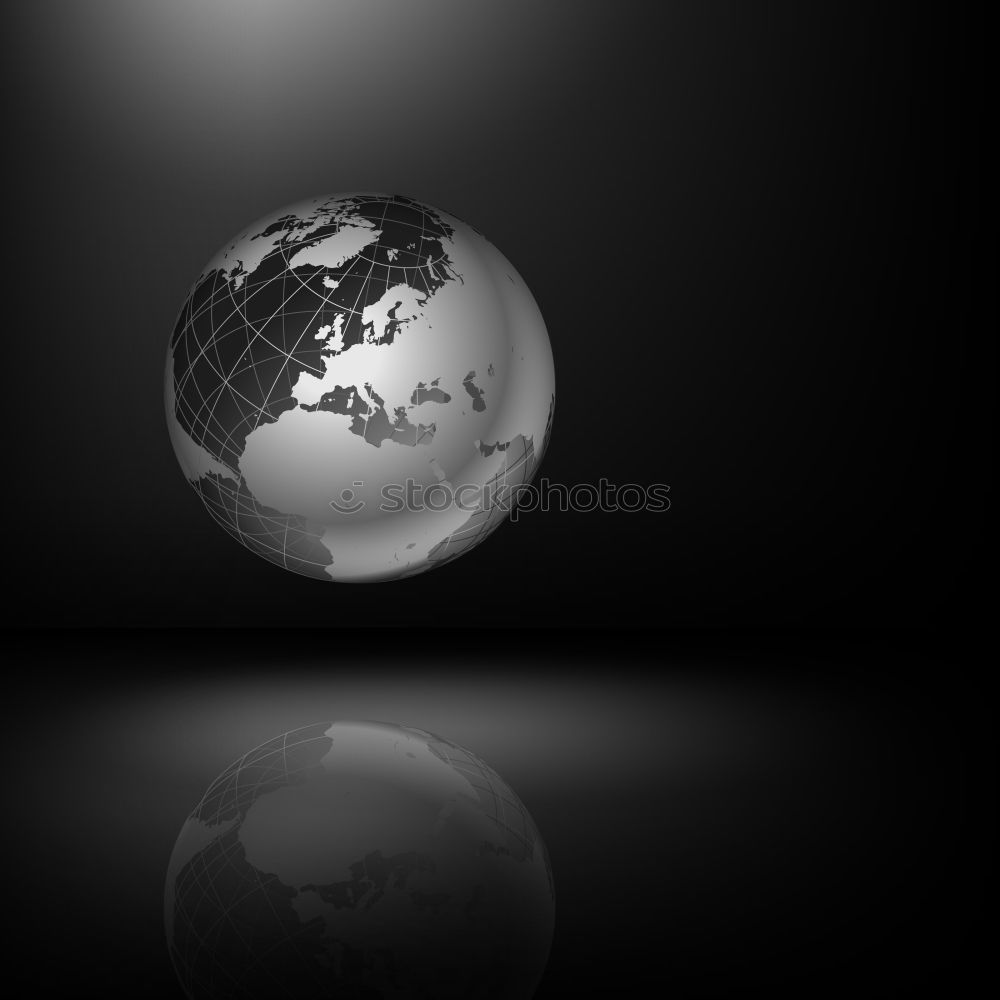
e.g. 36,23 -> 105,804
166,193 -> 555,582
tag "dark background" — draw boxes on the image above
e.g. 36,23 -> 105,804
3,2 -> 990,999
2,1 -> 988,627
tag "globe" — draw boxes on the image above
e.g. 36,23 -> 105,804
166,193 -> 555,582
165,721 -> 555,1000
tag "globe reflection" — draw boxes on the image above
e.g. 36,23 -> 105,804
165,721 -> 554,999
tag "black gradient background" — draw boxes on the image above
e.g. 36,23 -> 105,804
2,2 -> 990,999
2,0 -> 989,628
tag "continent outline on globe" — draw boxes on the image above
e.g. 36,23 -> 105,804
166,193 -> 555,582
165,720 -> 555,1000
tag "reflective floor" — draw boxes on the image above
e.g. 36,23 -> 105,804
6,630 -> 987,998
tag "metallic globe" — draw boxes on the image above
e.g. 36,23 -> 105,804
165,721 -> 554,1000
166,193 -> 555,582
